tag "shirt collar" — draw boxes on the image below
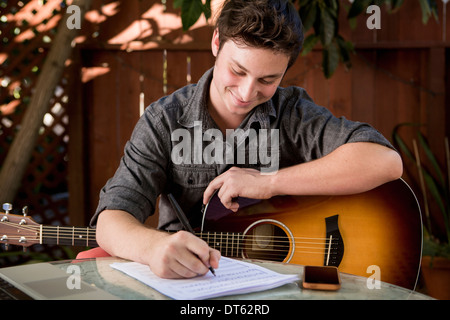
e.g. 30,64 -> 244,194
177,68 -> 214,131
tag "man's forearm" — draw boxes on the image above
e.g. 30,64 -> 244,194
96,209 -> 168,264
269,142 -> 403,196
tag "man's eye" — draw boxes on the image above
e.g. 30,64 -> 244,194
231,68 -> 245,76
259,79 -> 274,85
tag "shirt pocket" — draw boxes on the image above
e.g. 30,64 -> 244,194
170,165 -> 217,188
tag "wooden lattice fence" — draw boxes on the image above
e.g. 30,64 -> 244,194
0,0 -> 74,266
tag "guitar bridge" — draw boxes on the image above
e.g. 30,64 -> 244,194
324,215 -> 344,267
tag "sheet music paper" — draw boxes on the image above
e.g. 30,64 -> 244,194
110,257 -> 299,300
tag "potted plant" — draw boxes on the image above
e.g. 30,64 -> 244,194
393,123 -> 450,299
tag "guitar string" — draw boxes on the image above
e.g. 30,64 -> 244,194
0,235 -> 335,259
1,222 -> 340,242
39,224 -> 339,241
0,222 -> 339,255
1,233 -> 331,260
0,222 -> 340,245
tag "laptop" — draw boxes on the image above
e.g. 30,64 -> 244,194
0,262 -> 120,300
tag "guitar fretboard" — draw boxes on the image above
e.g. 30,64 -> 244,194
199,231 -> 243,258
40,226 -> 242,254
41,226 -> 98,247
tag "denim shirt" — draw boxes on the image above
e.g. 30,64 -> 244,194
91,68 -> 394,230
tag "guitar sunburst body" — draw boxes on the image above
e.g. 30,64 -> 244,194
201,179 -> 423,290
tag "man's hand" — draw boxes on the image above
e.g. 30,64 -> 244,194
96,210 -> 220,279
203,167 -> 274,211
146,230 -> 221,279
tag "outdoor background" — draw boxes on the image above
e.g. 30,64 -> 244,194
0,0 -> 449,297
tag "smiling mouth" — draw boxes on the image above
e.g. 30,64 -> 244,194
229,90 -> 254,107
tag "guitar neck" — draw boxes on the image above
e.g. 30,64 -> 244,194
38,225 -> 236,251
39,226 -> 238,254
41,225 -> 98,247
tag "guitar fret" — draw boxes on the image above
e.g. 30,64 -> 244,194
236,233 -> 239,257
229,232 -> 232,257
225,232 -> 229,257
215,232 -> 218,251
217,234 -> 219,251
236,233 -> 241,258
231,232 -> 235,255
219,232 -> 222,252
232,233 -> 235,257
223,232 -> 226,257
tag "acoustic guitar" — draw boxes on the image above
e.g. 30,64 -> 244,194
0,179 -> 422,290
201,178 -> 423,290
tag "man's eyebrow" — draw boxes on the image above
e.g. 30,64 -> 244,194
231,59 -> 284,79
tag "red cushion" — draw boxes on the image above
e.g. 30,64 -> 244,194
76,247 -> 111,259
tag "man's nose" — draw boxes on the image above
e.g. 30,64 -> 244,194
238,77 -> 257,102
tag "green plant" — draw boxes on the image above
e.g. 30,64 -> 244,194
174,0 -> 212,33
393,123 -> 450,259
174,0 -> 437,78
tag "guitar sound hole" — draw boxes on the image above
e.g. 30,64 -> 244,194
242,223 -> 290,262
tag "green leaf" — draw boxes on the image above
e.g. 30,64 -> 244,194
322,41 -> 339,78
423,238 -> 450,259
203,0 -> 211,20
417,130 -> 445,185
392,124 -> 416,162
301,34 -> 319,56
336,35 -> 354,68
417,0 -> 435,24
391,0 -> 405,12
173,0 -> 183,9
297,0 -> 311,7
324,0 -> 339,17
319,6 -> 335,46
299,2 -> 317,31
423,170 -> 446,219
180,0 -> 205,31
347,0 -> 371,19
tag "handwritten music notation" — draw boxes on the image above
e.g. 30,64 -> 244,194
110,257 -> 299,300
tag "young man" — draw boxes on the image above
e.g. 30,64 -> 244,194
92,0 -> 402,279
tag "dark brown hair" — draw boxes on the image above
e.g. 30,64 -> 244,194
215,0 -> 304,69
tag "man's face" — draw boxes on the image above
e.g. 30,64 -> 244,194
209,30 -> 290,121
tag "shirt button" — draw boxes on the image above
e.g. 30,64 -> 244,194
187,177 -> 194,184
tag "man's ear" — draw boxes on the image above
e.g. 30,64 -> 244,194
211,29 -> 220,57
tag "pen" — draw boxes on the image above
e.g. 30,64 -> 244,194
167,193 -> 216,276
